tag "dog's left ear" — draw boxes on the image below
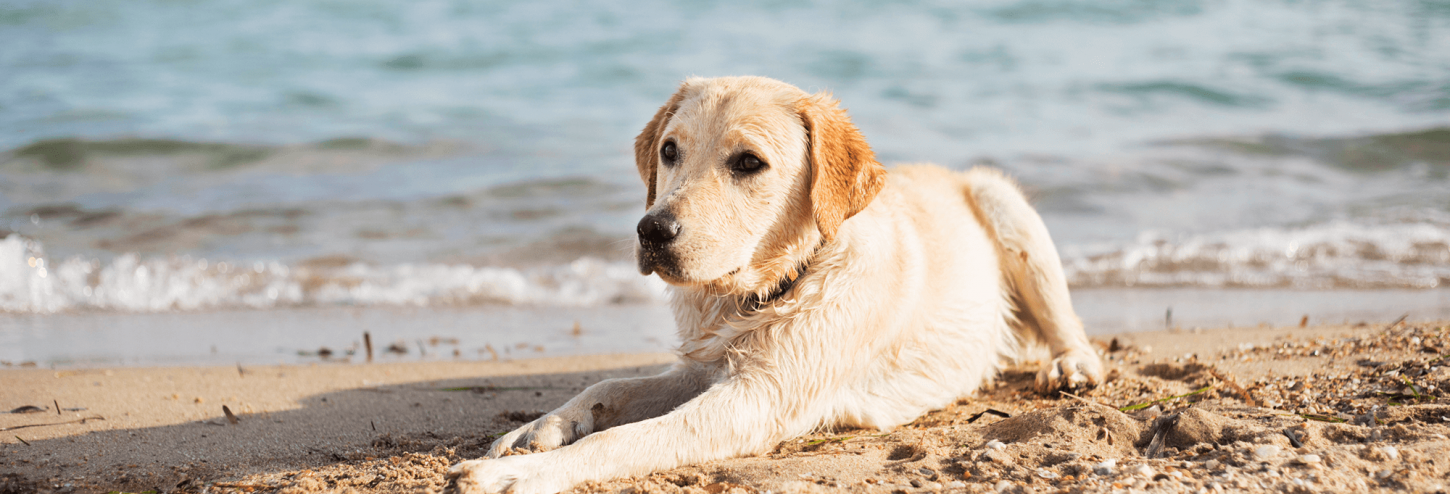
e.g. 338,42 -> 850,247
634,82 -> 690,209
798,92 -> 887,241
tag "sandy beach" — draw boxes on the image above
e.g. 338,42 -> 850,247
4,318 -> 1450,493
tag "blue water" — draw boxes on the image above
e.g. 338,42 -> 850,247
4,0 -> 1449,157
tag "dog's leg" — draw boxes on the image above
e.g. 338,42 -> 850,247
964,167 -> 1103,393
485,362 -> 714,457
451,373 -> 806,494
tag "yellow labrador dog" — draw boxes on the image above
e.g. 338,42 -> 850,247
449,76 -> 1102,493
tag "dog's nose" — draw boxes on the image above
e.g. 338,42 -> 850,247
637,212 -> 681,245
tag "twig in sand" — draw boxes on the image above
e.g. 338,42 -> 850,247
14,436 -> 29,446
965,409 -> 1012,424
223,405 -> 240,424
0,416 -> 105,431
1119,386 -> 1214,412
1208,366 -> 1258,407
1283,428 -> 1304,448
52,399 -> 59,416
1058,390 -> 1108,407
371,420 -> 376,431
1144,414 -> 1179,458
5,406 -> 45,414
1385,314 -> 1409,332
364,332 -> 374,363
1298,413 -> 1347,423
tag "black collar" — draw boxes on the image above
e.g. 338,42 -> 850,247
741,242 -> 822,313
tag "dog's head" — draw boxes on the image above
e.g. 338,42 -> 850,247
632,76 -> 887,295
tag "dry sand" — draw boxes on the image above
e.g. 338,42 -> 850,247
4,319 -> 1450,493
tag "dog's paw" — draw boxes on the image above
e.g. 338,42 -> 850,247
448,454 -> 571,494
486,408 -> 593,458
1035,348 -> 1103,394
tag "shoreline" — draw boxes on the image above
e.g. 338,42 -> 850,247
3,319 -> 1450,493
5,288 -> 1448,370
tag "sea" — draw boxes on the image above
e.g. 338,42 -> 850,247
2,0 -> 1449,367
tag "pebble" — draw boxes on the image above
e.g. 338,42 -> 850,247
1134,464 -> 1155,477
1296,454 -> 1321,464
1094,459 -> 1117,476
994,480 -> 1014,492
1254,445 -> 1281,460
1205,459 -> 1221,470
1382,446 -> 1399,460
986,440 -> 1006,451
1036,468 -> 1060,479
946,481 -> 966,489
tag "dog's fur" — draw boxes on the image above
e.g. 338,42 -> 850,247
448,76 -> 1103,494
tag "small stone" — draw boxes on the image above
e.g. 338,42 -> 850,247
994,480 -> 1013,492
1254,445 -> 1280,460
1094,459 -> 1117,476
986,440 -> 1006,451
910,479 -> 922,488
1134,464 -> 1154,477
1382,446 -> 1399,460
1205,459 -> 1221,470
1036,468 -> 1060,479
1296,454 -> 1321,464
946,481 -> 967,489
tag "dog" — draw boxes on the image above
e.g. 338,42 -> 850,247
448,76 -> 1103,494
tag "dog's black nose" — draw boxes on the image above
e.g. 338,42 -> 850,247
637,212 -> 681,245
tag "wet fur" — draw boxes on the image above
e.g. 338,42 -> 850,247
449,76 -> 1103,494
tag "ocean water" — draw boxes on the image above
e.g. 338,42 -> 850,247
2,0 -> 1449,365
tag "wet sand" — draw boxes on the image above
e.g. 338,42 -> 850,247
4,319 -> 1450,493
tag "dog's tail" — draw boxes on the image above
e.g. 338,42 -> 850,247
961,167 -> 1091,359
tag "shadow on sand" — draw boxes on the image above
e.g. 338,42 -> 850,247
0,362 -> 673,493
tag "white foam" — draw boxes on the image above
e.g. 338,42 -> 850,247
1062,221 -> 1450,289
5,220 -> 1447,314
0,235 -> 666,314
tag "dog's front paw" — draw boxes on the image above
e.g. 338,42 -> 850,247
486,408 -> 593,458
448,454 -> 572,494
1035,348 -> 1103,394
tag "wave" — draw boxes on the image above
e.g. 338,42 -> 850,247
5,219 -> 1448,314
0,235 -> 665,314
1062,221 -> 1450,289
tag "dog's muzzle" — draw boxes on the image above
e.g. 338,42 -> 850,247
636,211 -> 681,276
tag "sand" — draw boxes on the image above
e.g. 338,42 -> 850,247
4,319 -> 1450,493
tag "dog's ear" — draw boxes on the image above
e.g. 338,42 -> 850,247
634,83 -> 690,209
798,92 -> 887,241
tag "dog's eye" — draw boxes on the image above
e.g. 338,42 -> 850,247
733,153 -> 766,174
660,142 -> 678,165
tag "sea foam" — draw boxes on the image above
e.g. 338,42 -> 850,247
0,235 -> 666,314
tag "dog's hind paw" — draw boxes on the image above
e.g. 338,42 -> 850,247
486,408 -> 594,458
1035,348 -> 1103,394
448,454 -> 572,494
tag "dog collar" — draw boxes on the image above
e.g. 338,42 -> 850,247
741,241 -> 822,313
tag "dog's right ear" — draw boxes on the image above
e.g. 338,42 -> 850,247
634,83 -> 690,209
